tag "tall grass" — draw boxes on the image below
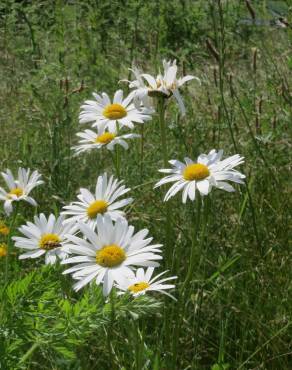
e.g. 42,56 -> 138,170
0,1 -> 291,369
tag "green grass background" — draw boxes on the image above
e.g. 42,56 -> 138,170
0,1 -> 291,369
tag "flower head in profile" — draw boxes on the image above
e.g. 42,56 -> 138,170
116,267 -> 176,300
123,66 -> 153,109
62,173 -> 133,228
72,126 -> 140,156
0,168 -> 43,215
155,149 -> 245,203
12,214 -> 75,265
62,216 -> 163,295
0,243 -> 7,258
125,59 -> 200,116
79,89 -> 152,132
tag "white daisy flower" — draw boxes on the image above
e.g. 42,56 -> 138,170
12,214 -> 75,265
124,66 -> 153,109
79,89 -> 153,132
72,126 -> 140,155
62,173 -> 133,228
116,267 -> 177,300
154,149 -> 245,203
125,59 -> 200,116
62,215 -> 163,295
0,168 -> 43,215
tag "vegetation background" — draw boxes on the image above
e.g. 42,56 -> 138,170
0,0 -> 291,369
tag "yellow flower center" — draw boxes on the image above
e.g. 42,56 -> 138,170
96,244 -> 126,267
7,187 -> 23,198
87,200 -> 108,219
0,222 -> 9,236
103,103 -> 127,120
183,163 -> 210,181
128,282 -> 150,293
95,132 -> 115,144
0,243 -> 7,258
39,234 -> 61,250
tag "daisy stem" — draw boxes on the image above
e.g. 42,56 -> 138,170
172,197 -> 209,368
140,123 -> 145,181
115,145 -> 121,178
157,97 -> 172,264
182,196 -> 202,291
4,203 -> 19,285
110,150 -> 120,178
106,289 -> 117,367
191,197 -> 210,364
157,97 -> 168,168
112,121 -> 121,178
110,289 -> 115,323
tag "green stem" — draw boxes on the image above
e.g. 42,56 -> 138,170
157,97 -> 172,265
19,342 -> 40,365
115,122 -> 121,178
140,123 -> 145,181
115,145 -> 120,178
192,197 -> 210,366
171,197 -> 207,369
158,96 -> 174,366
110,150 -> 120,178
106,290 -> 117,369
5,203 -> 19,285
110,289 -> 115,324
182,197 -> 202,291
158,98 -> 168,167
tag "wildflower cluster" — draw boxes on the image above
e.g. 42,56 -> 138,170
1,58 -> 245,304
73,89 -> 151,155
